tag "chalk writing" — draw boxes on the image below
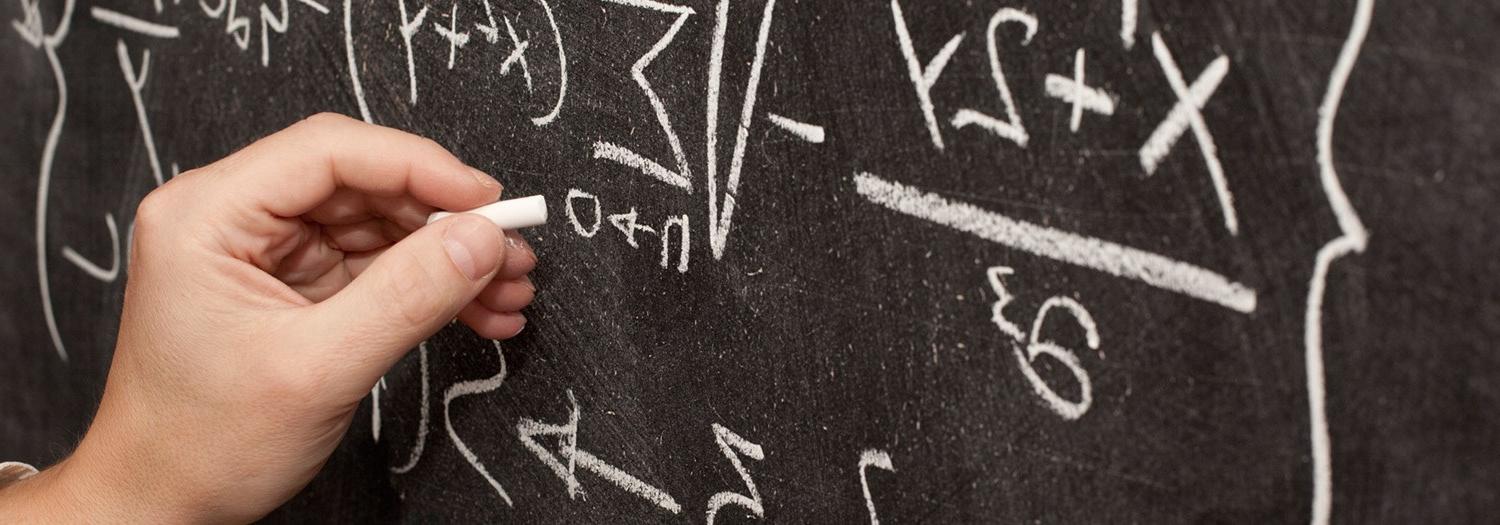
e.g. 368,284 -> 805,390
705,423 -> 765,524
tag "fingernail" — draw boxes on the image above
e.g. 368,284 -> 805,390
443,216 -> 503,281
469,168 -> 501,191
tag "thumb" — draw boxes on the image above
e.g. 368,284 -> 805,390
306,214 -> 504,376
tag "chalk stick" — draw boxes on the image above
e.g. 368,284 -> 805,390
427,195 -> 548,229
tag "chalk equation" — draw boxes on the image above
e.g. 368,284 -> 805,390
10,0 -> 1375,522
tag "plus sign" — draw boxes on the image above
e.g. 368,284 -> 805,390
1045,49 -> 1118,132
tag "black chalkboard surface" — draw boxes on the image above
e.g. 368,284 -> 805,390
3,0 -> 1498,522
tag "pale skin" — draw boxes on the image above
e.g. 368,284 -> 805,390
0,114 -> 537,522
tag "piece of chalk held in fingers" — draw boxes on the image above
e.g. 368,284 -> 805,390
427,195 -> 548,229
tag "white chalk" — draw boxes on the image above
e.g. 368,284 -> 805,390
428,195 -> 548,229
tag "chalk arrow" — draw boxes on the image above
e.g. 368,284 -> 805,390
517,390 -> 682,514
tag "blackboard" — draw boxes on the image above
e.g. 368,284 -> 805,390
4,0 -> 1498,521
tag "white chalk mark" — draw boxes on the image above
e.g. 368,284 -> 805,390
475,0 -> 498,41
1145,33 -> 1239,235
565,189 -> 602,237
890,0 -> 963,151
259,0 -> 291,66
706,0 -> 776,259
519,390 -> 682,513
11,0 -> 43,47
116,40 -> 165,186
1306,1 -> 1373,523
568,447 -> 682,513
432,2 -> 469,69
32,0 -> 79,360
371,377 -> 382,441
608,208 -> 656,248
389,343 -> 430,474
858,449 -> 895,525
595,0 -> 694,193
530,0 -> 566,126
499,16 -> 532,92
660,214 -> 688,273
225,0 -> 252,49
1017,297 -> 1101,420
343,0 -> 372,122
296,0 -> 328,15
89,7 -> 180,38
766,113 -> 824,143
60,213 -> 120,282
854,173 -> 1257,312
705,423 -> 765,524
951,8 -> 1035,147
1138,56 -> 1227,175
593,142 -> 691,189
985,266 -> 1025,341
398,0 -> 427,104
705,0 -> 727,250
1044,48 -> 1116,132
517,390 -> 583,499
443,341 -> 513,506
1120,0 -> 1136,49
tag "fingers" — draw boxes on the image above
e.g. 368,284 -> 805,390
206,113 -> 501,219
457,303 -> 527,340
497,231 -> 537,280
476,277 -> 534,313
302,214 -> 505,379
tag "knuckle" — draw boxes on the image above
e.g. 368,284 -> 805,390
384,253 -> 443,327
133,185 -> 177,233
300,111 -> 351,129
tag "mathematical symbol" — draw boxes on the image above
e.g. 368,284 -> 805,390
1138,32 -> 1238,235
432,2 -> 470,69
499,16 -> 533,92
1043,49 -> 1116,133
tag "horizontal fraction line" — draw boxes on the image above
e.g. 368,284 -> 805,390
853,172 -> 1256,313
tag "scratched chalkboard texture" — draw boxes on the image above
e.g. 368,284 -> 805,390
3,0 -> 1498,522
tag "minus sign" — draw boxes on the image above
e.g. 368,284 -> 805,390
767,113 -> 825,143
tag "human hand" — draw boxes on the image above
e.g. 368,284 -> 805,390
0,113 -> 537,522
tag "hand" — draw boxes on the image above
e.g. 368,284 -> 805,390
0,113 -> 537,522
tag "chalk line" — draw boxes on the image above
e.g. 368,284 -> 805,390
566,447 -> 682,513
891,0 -> 963,151
858,449 -> 895,525
1044,48 -> 1116,132
389,343 -> 430,474
1146,33 -> 1238,235
343,0 -> 371,122
398,0 -> 427,104
595,0 -> 694,192
705,423 -> 765,525
432,2 -> 470,69
296,0 -> 329,14
443,341 -> 513,505
853,173 -> 1257,313
499,16 -> 532,91
530,0 -> 566,126
1138,56 -> 1228,175
60,213 -> 119,282
1305,1 -> 1373,523
706,0 -> 776,259
593,142 -> 691,189
34,0 -> 79,360
116,40 -> 165,186
1120,0 -> 1136,49
951,8 -> 1035,147
89,7 -> 180,38
766,113 -> 824,143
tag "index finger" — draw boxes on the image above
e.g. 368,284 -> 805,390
208,113 -> 501,218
